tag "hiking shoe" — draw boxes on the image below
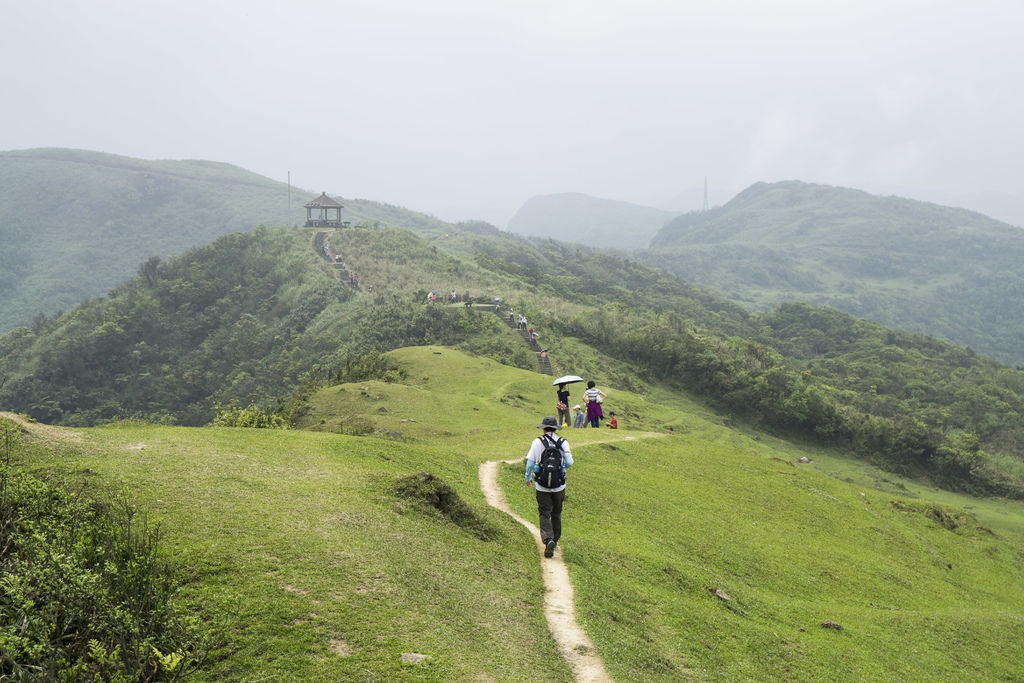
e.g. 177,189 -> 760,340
544,539 -> 556,558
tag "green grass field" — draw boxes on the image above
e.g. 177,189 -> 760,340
12,347 -> 1024,680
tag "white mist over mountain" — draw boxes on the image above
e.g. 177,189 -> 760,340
2,0 -> 1022,228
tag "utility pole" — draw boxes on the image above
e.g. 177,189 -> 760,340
288,171 -> 291,219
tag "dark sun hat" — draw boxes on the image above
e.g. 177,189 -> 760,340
536,416 -> 561,430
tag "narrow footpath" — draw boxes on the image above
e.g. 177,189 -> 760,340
479,459 -> 612,683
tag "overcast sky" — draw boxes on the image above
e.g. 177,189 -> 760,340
3,0 -> 1023,227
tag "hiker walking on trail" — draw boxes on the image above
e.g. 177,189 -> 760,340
526,416 -> 573,558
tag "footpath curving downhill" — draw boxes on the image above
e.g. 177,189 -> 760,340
479,458 -> 613,683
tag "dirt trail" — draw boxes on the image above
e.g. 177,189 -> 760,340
0,412 -> 83,445
479,458 -> 613,683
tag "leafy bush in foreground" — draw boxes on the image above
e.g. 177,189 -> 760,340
0,422 -> 200,679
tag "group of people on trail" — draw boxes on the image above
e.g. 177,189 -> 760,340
427,289 -> 465,304
508,308 -> 542,348
321,244 -> 361,291
556,380 -> 614,429
512,310 -> 527,330
524,380 -> 619,560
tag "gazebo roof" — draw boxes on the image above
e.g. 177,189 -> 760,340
305,192 -> 343,208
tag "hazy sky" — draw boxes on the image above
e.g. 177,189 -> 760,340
3,0 -> 1023,227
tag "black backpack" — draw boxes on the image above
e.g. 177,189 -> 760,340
534,434 -> 566,488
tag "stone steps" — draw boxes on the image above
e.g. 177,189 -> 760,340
497,310 -> 552,375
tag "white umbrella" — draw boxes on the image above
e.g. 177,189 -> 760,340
552,375 -> 584,386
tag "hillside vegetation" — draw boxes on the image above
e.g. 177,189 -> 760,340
640,180 -> 1024,365
4,223 -> 1024,500
0,148 -> 457,333
0,226 -> 531,426
436,228 -> 1024,498
5,347 -> 1024,680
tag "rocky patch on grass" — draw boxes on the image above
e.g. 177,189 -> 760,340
500,393 -> 529,408
891,499 -> 971,531
391,471 -> 497,540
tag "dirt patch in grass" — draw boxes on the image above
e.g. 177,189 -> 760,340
891,499 -> 971,531
1,412 -> 84,445
391,471 -> 497,540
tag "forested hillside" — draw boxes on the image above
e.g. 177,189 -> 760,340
0,226 -> 528,426
3,222 -> 1024,500
640,180 -> 1024,366
0,148 -> 456,333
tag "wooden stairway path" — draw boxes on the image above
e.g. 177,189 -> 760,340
496,310 -> 552,375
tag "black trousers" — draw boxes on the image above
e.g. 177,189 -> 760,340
535,488 -> 566,544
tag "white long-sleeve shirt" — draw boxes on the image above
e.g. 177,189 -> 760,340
525,432 -> 573,492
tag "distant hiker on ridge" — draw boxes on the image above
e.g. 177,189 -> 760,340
526,416 -> 574,558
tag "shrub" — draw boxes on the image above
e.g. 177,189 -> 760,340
0,458 -> 201,679
321,350 -> 408,386
212,400 -> 292,429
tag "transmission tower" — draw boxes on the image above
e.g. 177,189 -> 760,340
702,176 -> 709,213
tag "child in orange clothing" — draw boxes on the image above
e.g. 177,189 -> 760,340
607,412 -> 618,429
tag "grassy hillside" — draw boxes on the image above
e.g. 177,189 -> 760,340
6,221 -> 1024,499
506,192 -> 678,249
641,181 -> 1024,366
8,347 -> 1024,680
0,148 -> 458,333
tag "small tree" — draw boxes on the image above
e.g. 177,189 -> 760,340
138,255 -> 162,287
0,416 -> 21,504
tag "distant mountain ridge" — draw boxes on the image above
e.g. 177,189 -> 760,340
651,181 -> 1017,247
506,192 -> 677,248
640,180 -> 1024,365
0,148 -> 458,333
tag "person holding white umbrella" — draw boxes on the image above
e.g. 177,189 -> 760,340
551,375 -> 583,428
555,383 -> 571,427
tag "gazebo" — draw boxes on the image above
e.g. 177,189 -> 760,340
304,192 -> 347,228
